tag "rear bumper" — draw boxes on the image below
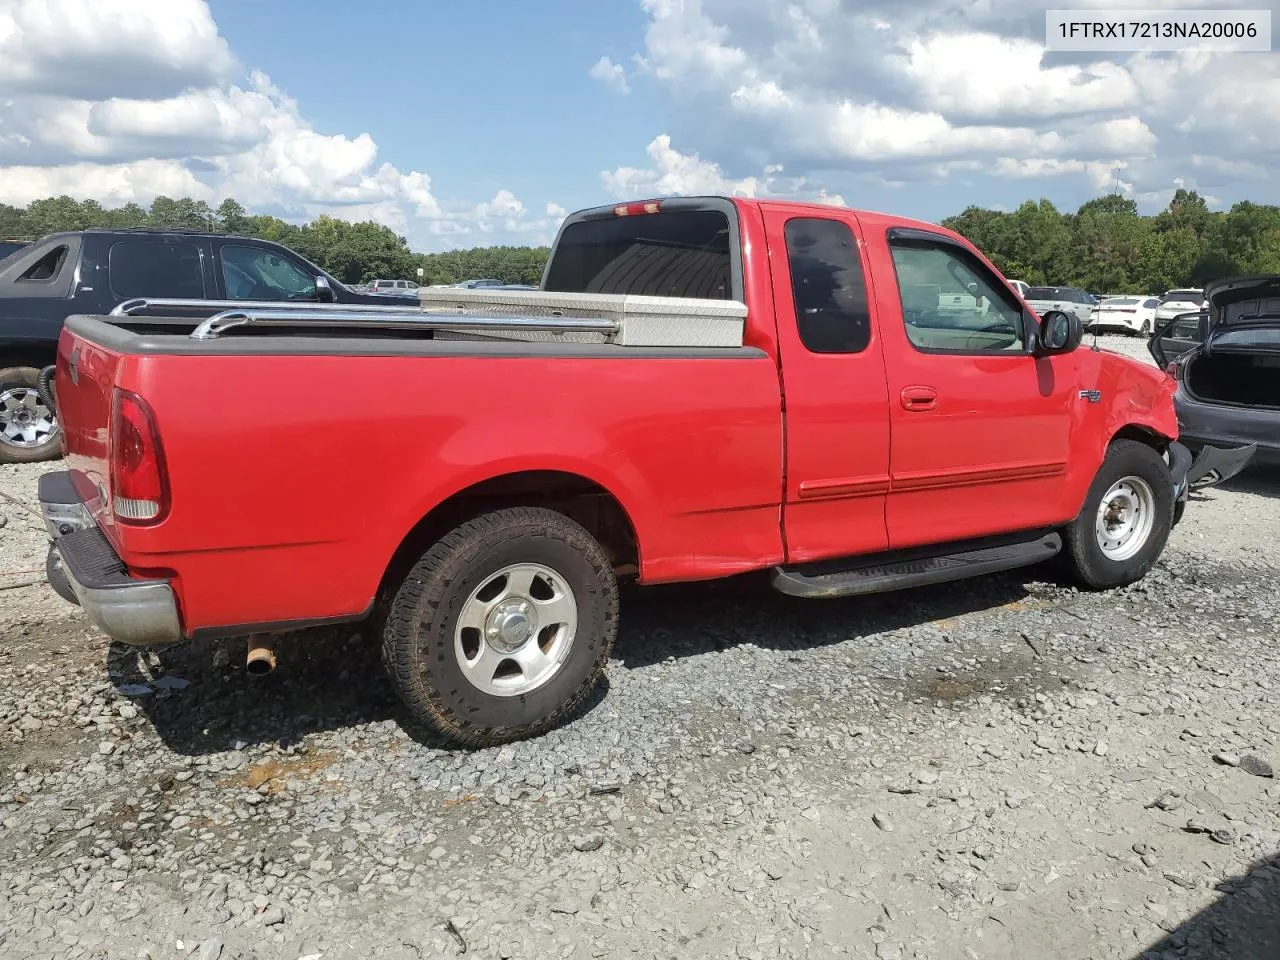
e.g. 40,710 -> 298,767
38,471 -> 182,647
1175,391 -> 1280,465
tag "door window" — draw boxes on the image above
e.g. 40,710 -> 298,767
783,217 -> 871,354
109,240 -> 205,299
221,244 -> 317,300
889,239 -> 1024,353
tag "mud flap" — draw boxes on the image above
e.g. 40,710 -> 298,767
1187,441 -> 1257,491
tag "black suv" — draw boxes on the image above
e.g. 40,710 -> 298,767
0,228 -> 409,463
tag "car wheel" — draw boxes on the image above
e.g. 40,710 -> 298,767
382,506 -> 618,747
1140,319 -> 1152,337
0,366 -> 62,464
1062,440 -> 1174,590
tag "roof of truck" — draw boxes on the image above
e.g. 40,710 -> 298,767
596,195 -> 969,241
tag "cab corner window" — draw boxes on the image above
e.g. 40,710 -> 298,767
888,239 -> 1024,354
18,245 -> 68,282
783,217 -> 871,355
221,244 -> 317,301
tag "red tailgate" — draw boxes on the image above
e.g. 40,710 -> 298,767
55,326 -> 123,544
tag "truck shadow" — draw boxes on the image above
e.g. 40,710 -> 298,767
1129,852 -> 1280,960
107,567 -> 1043,756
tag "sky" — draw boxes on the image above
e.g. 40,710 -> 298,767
1,0 -> 1278,251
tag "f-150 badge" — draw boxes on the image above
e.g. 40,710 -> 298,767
1078,389 -> 1101,403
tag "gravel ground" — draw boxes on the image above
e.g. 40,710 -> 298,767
2,335 -> 1278,960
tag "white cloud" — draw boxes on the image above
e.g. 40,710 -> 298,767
610,0 -> 1280,208
600,134 -> 845,206
0,0 -> 235,99
588,56 -> 630,94
0,0 -> 557,249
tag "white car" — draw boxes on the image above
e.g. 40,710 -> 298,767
1088,295 -> 1161,336
1025,285 -> 1095,324
1008,278 -> 1031,299
1155,288 -> 1206,326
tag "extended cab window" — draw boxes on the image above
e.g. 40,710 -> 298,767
784,217 -> 870,354
110,240 -> 205,299
889,239 -> 1024,353
543,209 -> 732,299
221,245 -> 317,300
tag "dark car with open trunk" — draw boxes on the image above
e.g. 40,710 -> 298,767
1151,275 -> 1280,472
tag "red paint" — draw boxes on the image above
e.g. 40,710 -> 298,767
54,197 -> 1180,640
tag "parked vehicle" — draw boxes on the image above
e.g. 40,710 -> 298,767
1089,296 -> 1161,336
1151,275 -> 1280,469
1155,288 -> 1205,326
1025,286 -> 1095,324
39,196 -> 1249,747
0,228 -> 413,463
1007,279 -> 1031,299
368,279 -> 421,295
0,240 -> 30,261
455,278 -> 505,289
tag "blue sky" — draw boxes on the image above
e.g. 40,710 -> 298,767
1,0 -> 1278,251
208,0 -> 665,213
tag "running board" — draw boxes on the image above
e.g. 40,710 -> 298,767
771,532 -> 1063,599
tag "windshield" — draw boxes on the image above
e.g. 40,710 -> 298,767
544,209 -> 734,299
1103,298 -> 1140,306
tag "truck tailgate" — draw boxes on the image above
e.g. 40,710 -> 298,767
55,325 -> 124,543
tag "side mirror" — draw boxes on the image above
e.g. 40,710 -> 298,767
315,276 -> 334,302
1036,309 -> 1082,355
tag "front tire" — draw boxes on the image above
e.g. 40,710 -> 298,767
1062,440 -> 1174,589
382,507 -> 618,747
0,366 -> 61,464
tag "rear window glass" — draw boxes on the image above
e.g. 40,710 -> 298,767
1162,290 -> 1202,302
110,240 -> 205,299
1027,287 -> 1059,299
543,210 -> 733,299
1105,298 -> 1140,306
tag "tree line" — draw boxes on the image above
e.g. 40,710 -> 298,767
4,188 -> 1280,294
0,195 -> 549,287
943,189 -> 1280,294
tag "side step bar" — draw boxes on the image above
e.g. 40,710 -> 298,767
771,532 -> 1062,599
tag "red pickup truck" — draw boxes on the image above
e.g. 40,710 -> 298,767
37,196 -> 1251,747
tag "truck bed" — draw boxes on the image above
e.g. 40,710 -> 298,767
54,309 -> 784,636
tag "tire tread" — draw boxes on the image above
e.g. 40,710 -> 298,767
381,506 -> 618,748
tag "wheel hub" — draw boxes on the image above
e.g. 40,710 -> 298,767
1094,475 -> 1156,562
485,598 -> 537,653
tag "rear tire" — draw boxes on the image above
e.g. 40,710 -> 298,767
382,507 -> 618,747
0,366 -> 61,464
1062,440 -> 1174,589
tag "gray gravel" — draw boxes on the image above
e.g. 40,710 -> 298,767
2,335 -> 1278,959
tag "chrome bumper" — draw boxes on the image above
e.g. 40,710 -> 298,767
38,471 -> 183,647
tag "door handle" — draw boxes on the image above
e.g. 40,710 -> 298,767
900,385 -> 938,411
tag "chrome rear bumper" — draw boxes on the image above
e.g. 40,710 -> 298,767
38,471 -> 183,647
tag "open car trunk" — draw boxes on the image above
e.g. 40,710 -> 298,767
1185,350 -> 1280,409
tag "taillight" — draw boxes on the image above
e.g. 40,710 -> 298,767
613,200 -> 662,216
109,388 -> 169,525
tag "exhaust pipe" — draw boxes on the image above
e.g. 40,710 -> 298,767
245,635 -> 277,676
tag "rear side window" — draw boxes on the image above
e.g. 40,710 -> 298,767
543,210 -> 732,299
784,217 -> 871,354
18,245 -> 68,282
110,240 -> 205,299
